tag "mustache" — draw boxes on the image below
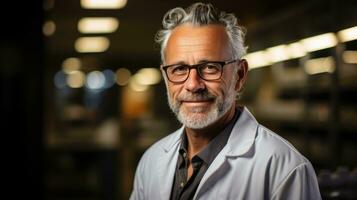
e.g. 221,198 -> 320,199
177,91 -> 216,102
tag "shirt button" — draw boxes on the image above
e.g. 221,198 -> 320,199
180,182 -> 184,187
183,152 -> 187,158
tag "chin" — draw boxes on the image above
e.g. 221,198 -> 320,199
178,108 -> 219,129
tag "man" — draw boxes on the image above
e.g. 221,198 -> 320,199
130,2 -> 321,200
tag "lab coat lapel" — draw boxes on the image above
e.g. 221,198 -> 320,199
194,146 -> 229,199
194,107 -> 258,199
158,127 -> 183,200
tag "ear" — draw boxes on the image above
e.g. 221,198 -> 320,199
160,64 -> 166,76
235,59 -> 248,91
160,64 -> 169,86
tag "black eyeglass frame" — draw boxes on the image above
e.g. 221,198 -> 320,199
161,59 -> 239,83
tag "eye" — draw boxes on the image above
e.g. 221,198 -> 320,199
200,63 -> 221,74
170,65 -> 188,75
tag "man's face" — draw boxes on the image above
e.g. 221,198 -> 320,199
163,24 -> 242,129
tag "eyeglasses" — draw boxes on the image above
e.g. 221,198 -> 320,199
162,59 -> 238,83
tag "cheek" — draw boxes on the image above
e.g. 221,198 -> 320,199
214,79 -> 236,99
167,84 -> 182,99
206,82 -> 227,97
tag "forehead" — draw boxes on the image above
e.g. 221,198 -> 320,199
165,24 -> 231,62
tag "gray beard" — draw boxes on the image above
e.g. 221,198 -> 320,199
167,85 -> 236,129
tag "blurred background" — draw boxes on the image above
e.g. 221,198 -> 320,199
1,0 -> 357,199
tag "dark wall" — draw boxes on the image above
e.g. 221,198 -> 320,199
0,1 -> 43,199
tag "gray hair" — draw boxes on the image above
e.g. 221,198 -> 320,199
155,2 -> 247,64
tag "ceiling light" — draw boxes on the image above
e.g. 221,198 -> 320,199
81,0 -> 127,9
86,71 -> 106,89
102,69 -> 116,88
116,68 -> 131,86
67,71 -> 86,88
43,20 -> 56,36
135,68 -> 162,85
129,76 -> 149,92
338,26 -> 357,42
285,42 -> 306,59
62,57 -> 81,73
75,36 -> 110,53
78,17 -> 119,34
266,45 -> 290,63
244,51 -> 271,70
300,33 -> 338,52
54,71 -> 67,89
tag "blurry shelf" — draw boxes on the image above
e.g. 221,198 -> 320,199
46,132 -> 118,151
46,173 -> 101,193
46,119 -> 120,151
251,100 -> 304,123
45,145 -> 119,200
251,100 -> 357,134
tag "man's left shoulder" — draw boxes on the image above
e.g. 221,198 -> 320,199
255,124 -> 309,166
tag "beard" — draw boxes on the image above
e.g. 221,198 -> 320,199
167,82 -> 237,129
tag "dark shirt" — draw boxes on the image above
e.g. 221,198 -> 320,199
170,109 -> 241,200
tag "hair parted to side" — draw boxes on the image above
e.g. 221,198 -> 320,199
155,2 -> 247,64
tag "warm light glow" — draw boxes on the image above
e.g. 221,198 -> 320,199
244,27 -> 357,71
129,76 -> 149,92
266,45 -> 290,63
135,68 -> 161,85
86,71 -> 106,89
75,37 -> 110,53
81,0 -> 127,9
78,17 -> 119,34
67,71 -> 86,88
116,68 -> 131,86
343,51 -> 357,64
62,57 -> 81,73
43,20 -> 56,36
244,51 -> 271,69
286,42 -> 306,59
300,33 -> 338,52
338,26 -> 357,42
304,57 -> 335,75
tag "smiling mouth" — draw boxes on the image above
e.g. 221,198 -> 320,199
181,100 -> 213,106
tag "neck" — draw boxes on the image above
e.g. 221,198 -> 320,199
185,106 -> 236,159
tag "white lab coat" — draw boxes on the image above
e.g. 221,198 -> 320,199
130,107 -> 321,200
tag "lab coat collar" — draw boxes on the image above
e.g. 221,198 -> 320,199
225,106 -> 258,157
162,126 -> 184,152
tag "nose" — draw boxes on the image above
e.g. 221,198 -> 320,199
184,68 -> 205,92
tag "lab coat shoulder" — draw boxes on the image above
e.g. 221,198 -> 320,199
254,124 -> 321,199
130,127 -> 183,200
255,124 -> 309,170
